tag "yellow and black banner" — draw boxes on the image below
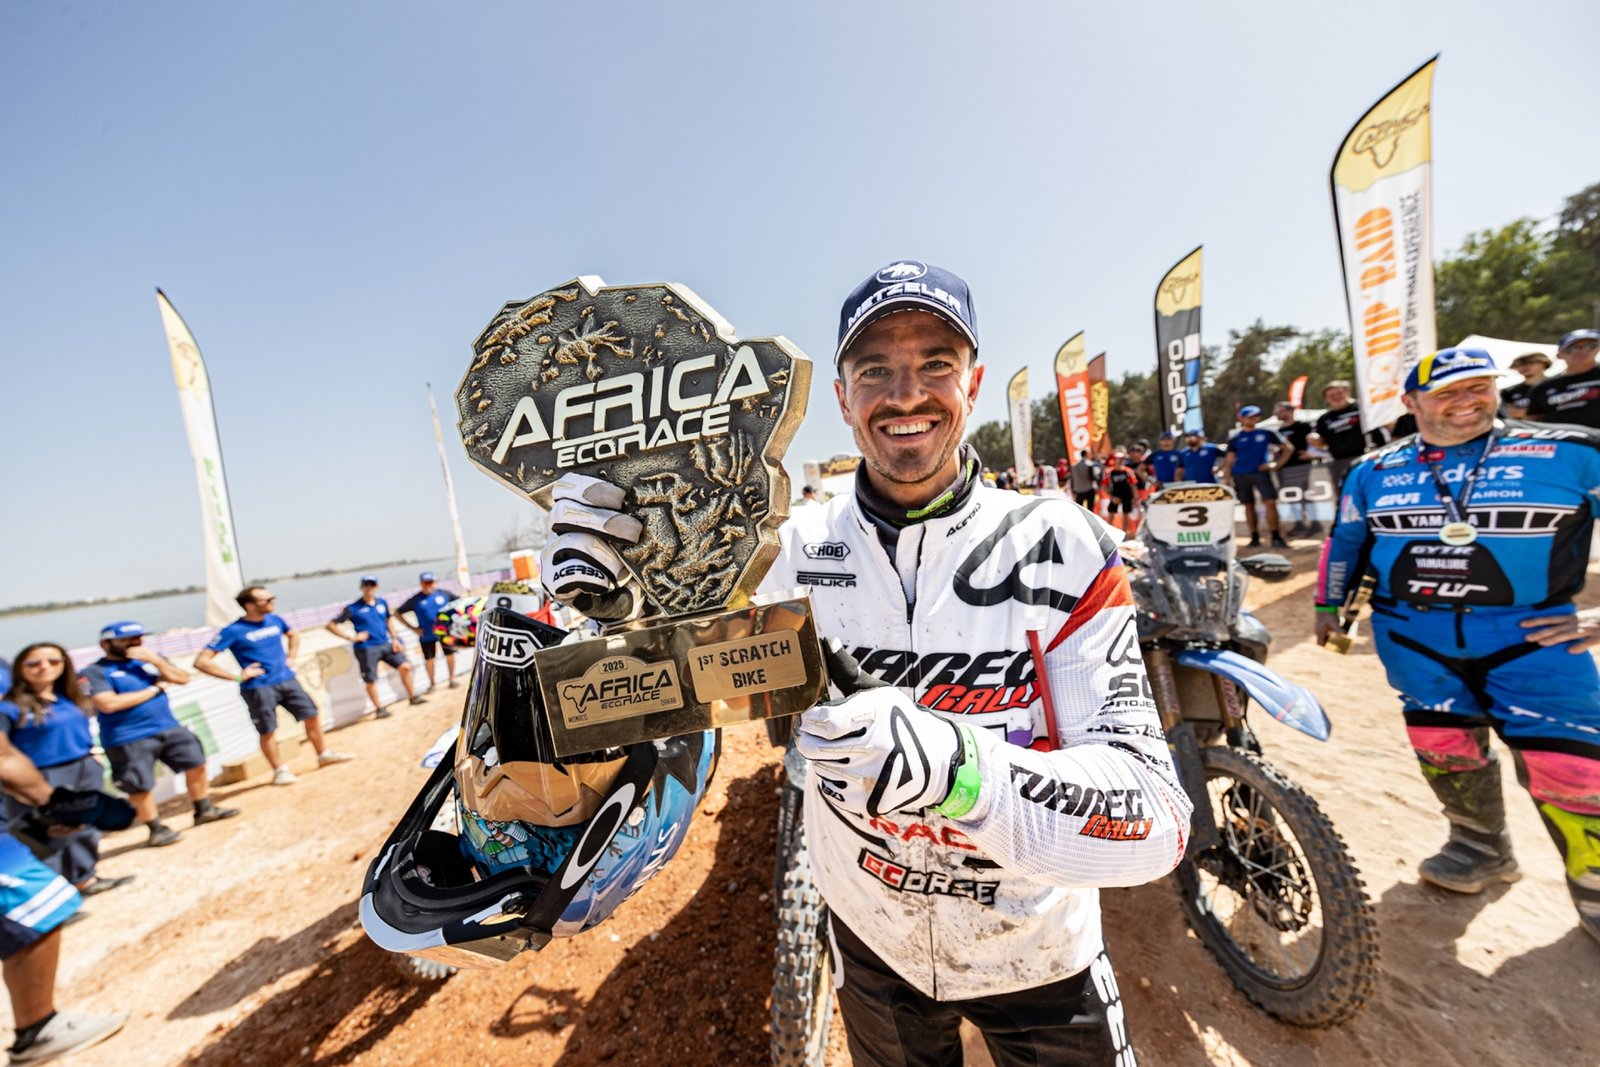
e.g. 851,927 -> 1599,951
1331,56 -> 1437,431
1153,246 -> 1204,436
1007,368 -> 1034,484
1087,353 -> 1112,458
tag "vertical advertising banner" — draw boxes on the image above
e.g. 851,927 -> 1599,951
1288,374 -> 1310,411
1087,353 -> 1113,458
156,290 -> 245,628
1007,368 -> 1035,484
1154,246 -> 1205,436
1053,332 -> 1091,460
1332,56 -> 1438,431
428,384 -> 474,591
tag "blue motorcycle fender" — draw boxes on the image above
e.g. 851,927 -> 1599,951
1173,648 -> 1331,742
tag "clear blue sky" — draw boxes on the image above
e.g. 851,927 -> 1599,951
3,1 -> 1595,606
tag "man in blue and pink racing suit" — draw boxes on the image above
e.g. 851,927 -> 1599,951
1314,348 -> 1600,945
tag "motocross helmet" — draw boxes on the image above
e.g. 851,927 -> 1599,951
360,606 -> 717,968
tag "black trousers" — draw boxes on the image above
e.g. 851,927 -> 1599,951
830,916 -> 1135,1067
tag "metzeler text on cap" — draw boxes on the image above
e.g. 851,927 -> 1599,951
834,260 -> 979,366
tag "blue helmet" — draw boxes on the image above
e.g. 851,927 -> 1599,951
360,607 -> 717,967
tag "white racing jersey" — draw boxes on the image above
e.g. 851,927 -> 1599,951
761,484 -> 1192,999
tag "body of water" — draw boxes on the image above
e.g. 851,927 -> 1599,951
0,552 -> 512,661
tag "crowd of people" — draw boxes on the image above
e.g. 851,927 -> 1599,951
984,329 -> 1600,554
0,570 -> 467,1062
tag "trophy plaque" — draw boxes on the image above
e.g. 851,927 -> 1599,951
456,276 -> 825,755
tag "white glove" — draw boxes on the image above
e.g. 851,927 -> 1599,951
795,688 -> 962,817
539,473 -> 645,621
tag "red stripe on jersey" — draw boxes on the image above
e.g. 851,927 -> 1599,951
1046,562 -> 1133,653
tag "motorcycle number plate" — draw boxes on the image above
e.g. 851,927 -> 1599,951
1142,496 -> 1235,548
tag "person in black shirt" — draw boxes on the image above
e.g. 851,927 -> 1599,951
1527,329 -> 1600,428
1272,402 -> 1322,538
1501,351 -> 1552,418
1314,379 -> 1388,491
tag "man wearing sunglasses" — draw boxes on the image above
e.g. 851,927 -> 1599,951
195,587 -> 353,786
81,622 -> 238,847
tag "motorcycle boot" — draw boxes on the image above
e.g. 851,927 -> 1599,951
1531,802 -> 1600,947
1417,759 -> 1521,894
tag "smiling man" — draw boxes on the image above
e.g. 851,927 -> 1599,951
539,260 -> 1191,1066
1316,348 -> 1600,947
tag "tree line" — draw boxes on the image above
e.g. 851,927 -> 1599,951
968,180 -> 1600,470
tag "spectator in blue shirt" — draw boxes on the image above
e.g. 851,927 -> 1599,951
1223,406 -> 1290,548
81,622 -> 239,848
325,576 -> 423,719
398,572 -> 460,692
0,643 -> 132,897
1146,432 -> 1182,486
194,586 -> 353,787
1176,431 -> 1223,484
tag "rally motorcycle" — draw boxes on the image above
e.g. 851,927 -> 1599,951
1128,482 -> 1379,1027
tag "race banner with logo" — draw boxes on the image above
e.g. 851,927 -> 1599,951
1007,368 -> 1035,484
1154,246 -> 1205,436
1331,56 -> 1438,432
1087,353 -> 1113,458
156,289 -> 245,628
1288,374 -> 1309,411
1053,332 -> 1092,459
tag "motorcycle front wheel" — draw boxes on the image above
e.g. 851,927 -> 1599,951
771,781 -> 832,1067
1174,746 -> 1378,1027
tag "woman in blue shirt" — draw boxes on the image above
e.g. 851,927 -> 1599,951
0,644 -> 132,897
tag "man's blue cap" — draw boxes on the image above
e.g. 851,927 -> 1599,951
1559,329 -> 1600,352
1404,348 -> 1501,393
360,574 -> 380,586
418,571 -> 436,583
1238,405 -> 1262,418
835,260 -> 978,368
100,621 -> 144,641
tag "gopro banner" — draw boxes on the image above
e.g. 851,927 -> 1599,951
156,290 -> 245,628
1053,332 -> 1091,459
1154,246 -> 1204,436
1087,353 -> 1112,458
1007,368 -> 1035,484
1332,56 -> 1438,432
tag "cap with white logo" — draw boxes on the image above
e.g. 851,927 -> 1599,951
1404,348 -> 1500,394
834,260 -> 978,369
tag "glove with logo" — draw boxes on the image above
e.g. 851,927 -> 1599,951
795,688 -> 965,818
538,473 -> 646,622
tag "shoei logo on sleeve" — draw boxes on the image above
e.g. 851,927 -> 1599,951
875,261 -> 927,283
802,541 -> 850,560
477,621 -> 536,668
558,655 -> 683,727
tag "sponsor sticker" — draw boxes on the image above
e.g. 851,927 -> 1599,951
557,654 -> 684,726
857,848 -> 998,905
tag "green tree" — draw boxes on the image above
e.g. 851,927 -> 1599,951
966,418 -> 1012,471
1265,329 -> 1355,409
1105,369 -> 1163,448
1030,393 -> 1066,467
1204,321 -> 1298,439
1434,218 -> 1565,344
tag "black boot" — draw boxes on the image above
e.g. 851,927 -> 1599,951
1417,760 -> 1520,893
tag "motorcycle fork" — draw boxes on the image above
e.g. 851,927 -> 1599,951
1145,646 -> 1222,857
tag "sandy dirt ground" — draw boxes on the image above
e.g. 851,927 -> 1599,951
16,541 -> 1598,1067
